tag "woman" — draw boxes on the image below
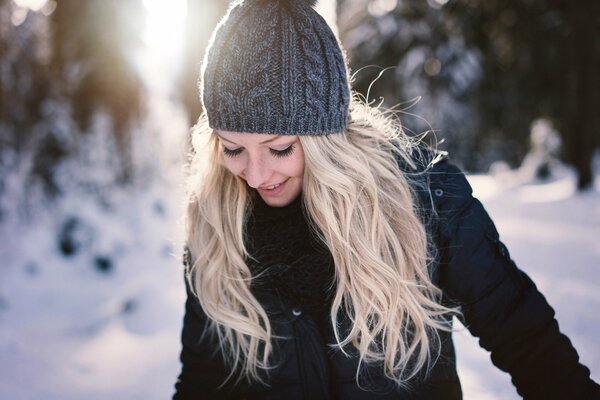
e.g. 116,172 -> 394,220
174,0 -> 599,398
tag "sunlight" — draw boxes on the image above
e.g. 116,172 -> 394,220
141,0 -> 187,79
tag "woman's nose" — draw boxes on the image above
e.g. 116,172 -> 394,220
244,157 -> 269,188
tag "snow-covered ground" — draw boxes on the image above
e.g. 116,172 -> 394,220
0,182 -> 186,400
1,161 -> 598,399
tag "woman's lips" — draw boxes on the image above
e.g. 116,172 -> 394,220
257,178 -> 290,197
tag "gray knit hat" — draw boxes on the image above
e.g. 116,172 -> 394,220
200,0 -> 350,135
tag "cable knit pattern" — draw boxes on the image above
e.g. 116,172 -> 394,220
201,0 -> 350,135
245,193 -> 335,320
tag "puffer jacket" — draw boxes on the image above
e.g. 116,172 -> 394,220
173,157 -> 600,399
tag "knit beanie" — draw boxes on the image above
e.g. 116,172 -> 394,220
200,0 -> 350,135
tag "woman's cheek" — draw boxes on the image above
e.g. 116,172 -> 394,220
223,158 -> 243,177
292,148 -> 306,177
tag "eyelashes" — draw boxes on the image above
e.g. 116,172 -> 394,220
270,144 -> 295,158
222,144 -> 295,158
222,147 -> 243,157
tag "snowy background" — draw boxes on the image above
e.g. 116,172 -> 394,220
1,150 -> 598,399
1,1 -> 598,399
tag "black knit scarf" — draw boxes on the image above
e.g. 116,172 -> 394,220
244,192 -> 335,321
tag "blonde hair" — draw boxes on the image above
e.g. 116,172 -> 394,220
185,98 -> 455,387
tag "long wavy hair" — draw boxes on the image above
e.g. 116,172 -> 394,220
185,98 -> 455,387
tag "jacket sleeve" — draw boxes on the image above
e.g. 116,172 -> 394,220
430,160 -> 600,400
173,249 -> 245,400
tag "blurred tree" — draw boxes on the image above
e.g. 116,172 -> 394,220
338,0 -> 600,187
50,0 -> 146,182
555,0 -> 600,190
0,0 -> 59,211
0,0 -> 148,220
443,0 -> 600,188
0,0 -> 50,149
339,0 -> 488,170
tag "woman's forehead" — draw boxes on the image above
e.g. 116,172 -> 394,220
215,130 -> 296,145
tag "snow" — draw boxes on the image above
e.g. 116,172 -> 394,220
1,158 -> 598,398
0,174 -> 187,400
0,79 -> 189,399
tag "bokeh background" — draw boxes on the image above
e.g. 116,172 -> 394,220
1,0 -> 598,399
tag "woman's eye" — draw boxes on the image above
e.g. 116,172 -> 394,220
269,145 -> 295,158
223,147 -> 243,157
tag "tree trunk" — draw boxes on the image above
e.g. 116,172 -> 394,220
561,2 -> 599,190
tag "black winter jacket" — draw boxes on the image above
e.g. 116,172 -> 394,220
174,158 -> 600,399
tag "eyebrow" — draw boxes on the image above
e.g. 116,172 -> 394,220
216,133 -> 286,145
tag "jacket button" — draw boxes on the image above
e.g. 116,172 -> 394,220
434,188 -> 444,197
292,308 -> 302,316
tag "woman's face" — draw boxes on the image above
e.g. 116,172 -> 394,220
216,130 -> 305,207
